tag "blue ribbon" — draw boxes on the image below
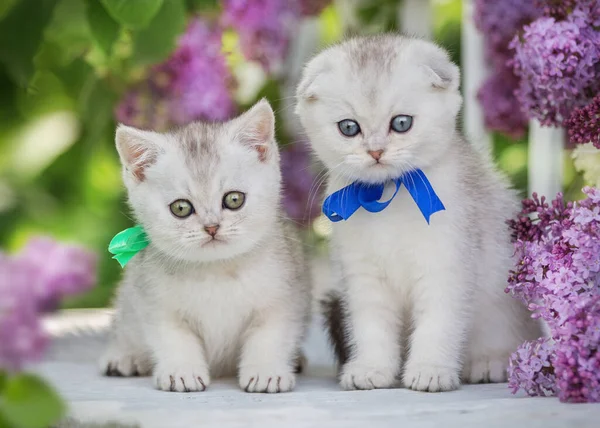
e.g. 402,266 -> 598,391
322,169 -> 445,223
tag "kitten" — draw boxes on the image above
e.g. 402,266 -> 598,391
99,100 -> 311,393
295,35 -> 542,392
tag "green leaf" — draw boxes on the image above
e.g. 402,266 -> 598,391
186,0 -> 218,12
0,0 -> 59,86
100,0 -> 164,29
86,0 -> 121,55
132,0 -> 186,65
0,373 -> 66,428
0,0 -> 20,20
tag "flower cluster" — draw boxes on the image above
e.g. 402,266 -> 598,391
508,338 -> 557,397
280,141 -> 322,226
507,187 -> 600,402
509,5 -> 600,127
222,0 -> 300,73
0,238 -> 96,372
116,18 -> 236,130
222,0 -> 330,73
473,0 -> 539,137
566,95 -> 600,149
477,68 -> 528,138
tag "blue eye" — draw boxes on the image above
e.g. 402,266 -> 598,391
390,115 -> 413,133
338,119 -> 361,137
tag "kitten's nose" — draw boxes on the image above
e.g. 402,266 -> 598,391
204,224 -> 220,237
368,150 -> 384,161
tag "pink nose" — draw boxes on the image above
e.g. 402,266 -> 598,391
204,225 -> 220,237
368,150 -> 384,161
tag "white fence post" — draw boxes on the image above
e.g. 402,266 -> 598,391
398,0 -> 432,39
528,121 -> 564,198
461,0 -> 492,152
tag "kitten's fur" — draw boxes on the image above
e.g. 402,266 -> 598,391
100,100 -> 311,393
296,35 -> 541,392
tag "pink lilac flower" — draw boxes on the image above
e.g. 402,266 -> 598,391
221,0 -> 301,73
566,94 -> 600,148
477,67 -> 528,138
509,13 -> 600,126
507,187 -> 600,402
280,141 -> 321,226
508,338 -> 557,397
116,18 -> 236,130
0,238 -> 97,372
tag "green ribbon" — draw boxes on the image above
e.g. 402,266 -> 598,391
108,225 -> 149,268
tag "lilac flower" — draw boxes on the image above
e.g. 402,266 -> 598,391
299,0 -> 331,16
477,67 -> 528,138
116,18 -> 236,130
280,141 -> 321,226
0,238 -> 97,372
222,0 -> 300,73
510,13 -> 600,126
508,338 -> 557,397
474,0 -> 540,68
507,187 -> 600,401
566,94 -> 600,149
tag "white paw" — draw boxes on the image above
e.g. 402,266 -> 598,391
339,361 -> 398,391
462,357 -> 508,384
99,351 -> 151,377
239,367 -> 296,393
403,363 -> 460,392
153,363 -> 210,392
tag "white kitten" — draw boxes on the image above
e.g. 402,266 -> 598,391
296,35 -> 541,392
99,100 -> 311,393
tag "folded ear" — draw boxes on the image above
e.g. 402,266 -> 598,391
420,54 -> 460,91
234,99 -> 275,162
115,125 -> 163,181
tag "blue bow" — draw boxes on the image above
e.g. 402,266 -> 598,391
322,169 -> 445,223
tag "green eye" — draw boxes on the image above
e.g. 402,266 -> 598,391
169,199 -> 194,218
223,191 -> 245,210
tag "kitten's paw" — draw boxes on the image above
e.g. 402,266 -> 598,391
239,367 -> 296,393
462,357 -> 507,384
153,364 -> 210,392
99,351 -> 151,377
339,362 -> 398,391
403,363 -> 460,392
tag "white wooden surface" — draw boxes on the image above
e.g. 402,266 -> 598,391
37,305 -> 600,428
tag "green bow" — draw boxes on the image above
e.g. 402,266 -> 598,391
108,225 -> 149,268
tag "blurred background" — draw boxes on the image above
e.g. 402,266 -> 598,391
0,0 -> 585,309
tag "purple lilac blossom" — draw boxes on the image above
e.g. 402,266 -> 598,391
221,0 -> 300,73
280,141 -> 321,226
507,187 -> 600,402
508,338 -> 557,397
477,67 -> 528,138
116,18 -> 236,130
0,239 -> 96,372
566,94 -> 600,149
474,0 -> 540,68
510,12 -> 600,126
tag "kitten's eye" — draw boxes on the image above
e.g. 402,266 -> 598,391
223,191 -> 245,210
338,119 -> 361,137
390,115 -> 413,133
169,199 -> 194,218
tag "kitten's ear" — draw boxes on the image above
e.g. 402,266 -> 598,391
420,58 -> 460,91
115,125 -> 163,182
234,99 -> 275,162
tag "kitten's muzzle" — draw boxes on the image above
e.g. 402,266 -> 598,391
368,150 -> 384,162
204,224 -> 220,237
